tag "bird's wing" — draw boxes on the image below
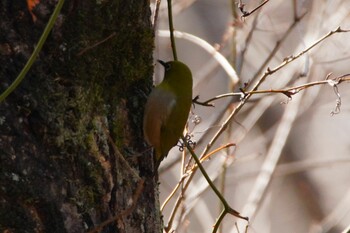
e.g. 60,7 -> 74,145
143,87 -> 176,153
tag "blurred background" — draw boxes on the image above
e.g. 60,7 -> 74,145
151,0 -> 350,232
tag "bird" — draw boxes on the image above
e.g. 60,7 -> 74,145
143,60 -> 193,169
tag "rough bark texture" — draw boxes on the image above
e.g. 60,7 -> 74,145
0,0 -> 159,232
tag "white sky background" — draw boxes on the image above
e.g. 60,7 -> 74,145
152,1 -> 350,232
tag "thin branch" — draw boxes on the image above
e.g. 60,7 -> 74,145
235,79 -> 304,232
153,0 -> 162,28
250,11 -> 307,84
237,11 -> 260,75
193,73 -> 350,113
195,29 -> 350,230
162,24 -> 350,233
194,26 -> 350,125
192,95 -> 215,107
161,173 -> 188,211
193,93 -> 242,107
76,32 -> 116,56
180,136 -> 248,231
213,209 -> 226,233
275,157 -> 350,177
265,27 -> 350,77
199,143 -> 236,164
164,187 -> 185,232
161,143 -> 235,216
292,0 -> 298,21
162,138 -> 244,226
238,0 -> 270,18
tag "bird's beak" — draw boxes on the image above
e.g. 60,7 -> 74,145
157,60 -> 167,67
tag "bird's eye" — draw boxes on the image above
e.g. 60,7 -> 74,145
165,63 -> 171,71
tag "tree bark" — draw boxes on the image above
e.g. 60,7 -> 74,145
0,1 -> 159,232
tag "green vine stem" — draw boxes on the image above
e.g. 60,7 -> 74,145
166,0 -> 178,61
0,0 -> 65,103
180,135 -> 248,232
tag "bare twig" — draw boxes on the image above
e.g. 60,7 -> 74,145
238,0 -> 270,18
77,32 -> 116,56
163,27 -> 350,230
193,95 -> 215,107
264,27 -> 350,77
153,0 -> 162,28
195,26 -> 350,137
161,143 -> 235,211
192,29 -> 350,231
161,173 -> 188,212
180,136 -> 248,231
250,11 -> 307,84
275,157 -> 350,177
237,11 -> 260,75
235,79 -> 305,232
195,73 -> 350,114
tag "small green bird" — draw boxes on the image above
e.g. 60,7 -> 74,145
143,60 -> 193,168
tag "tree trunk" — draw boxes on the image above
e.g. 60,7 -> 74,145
0,1 -> 159,232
